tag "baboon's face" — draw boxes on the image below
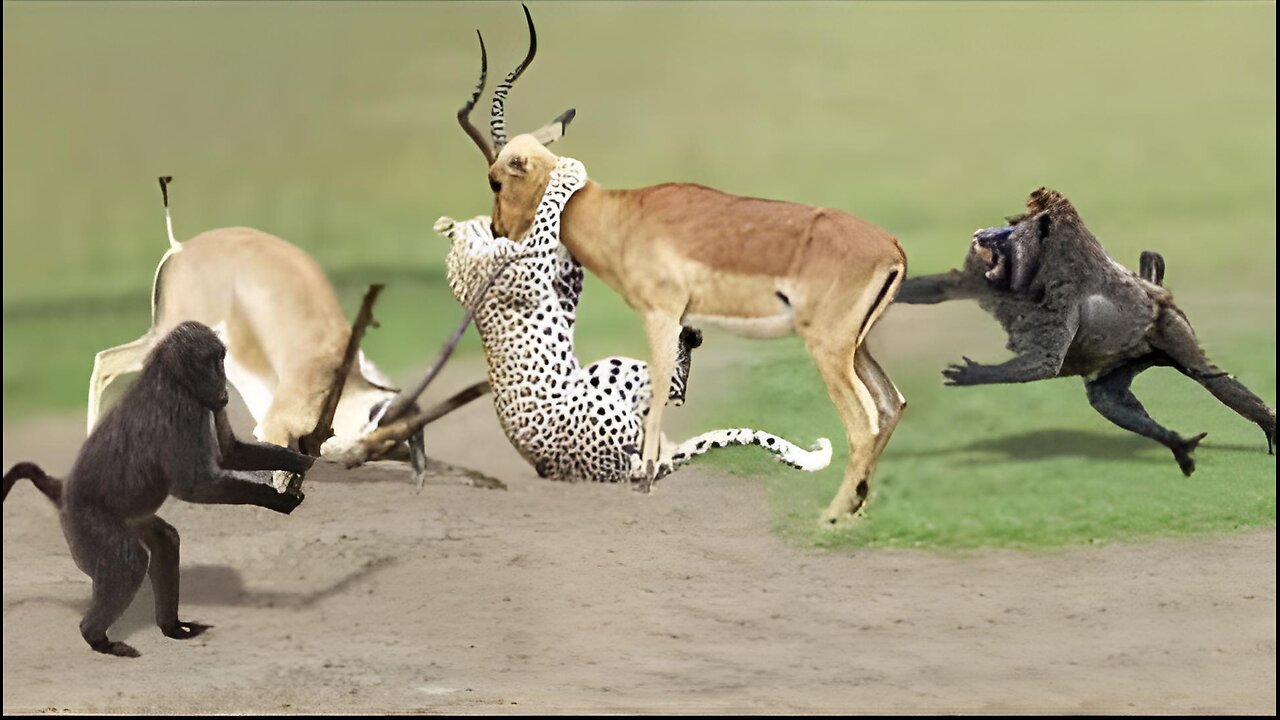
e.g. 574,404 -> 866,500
967,211 -> 1050,293
970,225 -> 1015,288
161,321 -> 230,410
489,135 -> 560,242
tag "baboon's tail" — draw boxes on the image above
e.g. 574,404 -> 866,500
669,430 -> 833,472
1139,250 -> 1165,286
3,462 -> 63,507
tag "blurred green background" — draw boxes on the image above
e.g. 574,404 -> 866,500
3,2 -> 1274,547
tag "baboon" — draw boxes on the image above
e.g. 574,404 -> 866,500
897,187 -> 1275,473
4,321 -> 313,658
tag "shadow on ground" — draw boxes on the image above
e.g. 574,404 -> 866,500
895,428 -> 1262,463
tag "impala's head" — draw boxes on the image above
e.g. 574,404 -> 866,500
457,4 -> 575,242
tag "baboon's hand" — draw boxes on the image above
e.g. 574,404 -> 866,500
286,450 -> 317,474
942,356 -> 991,386
269,486 -> 306,515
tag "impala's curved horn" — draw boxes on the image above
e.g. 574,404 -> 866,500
490,3 -> 538,151
457,30 -> 495,167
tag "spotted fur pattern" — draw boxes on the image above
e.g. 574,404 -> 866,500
436,157 -> 831,483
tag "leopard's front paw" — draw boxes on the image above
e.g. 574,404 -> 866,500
433,216 -> 458,238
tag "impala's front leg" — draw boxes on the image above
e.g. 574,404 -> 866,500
638,311 -> 683,492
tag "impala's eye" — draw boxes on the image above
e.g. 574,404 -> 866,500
489,178 -> 502,193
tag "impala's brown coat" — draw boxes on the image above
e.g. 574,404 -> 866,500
485,137 -> 906,522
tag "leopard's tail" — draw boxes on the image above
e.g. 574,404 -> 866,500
669,430 -> 833,472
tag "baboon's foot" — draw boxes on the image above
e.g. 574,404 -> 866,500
90,639 -> 141,658
1261,417 -> 1275,455
162,621 -> 211,640
1171,432 -> 1208,476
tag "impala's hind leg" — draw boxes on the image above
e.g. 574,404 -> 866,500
807,338 -> 880,523
804,264 -> 903,524
1152,310 -> 1276,453
87,335 -> 153,434
854,345 -> 906,478
65,510 -> 148,657
1086,357 -> 1206,475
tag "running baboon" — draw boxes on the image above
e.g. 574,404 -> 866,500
3,321 -> 313,658
897,187 -> 1275,473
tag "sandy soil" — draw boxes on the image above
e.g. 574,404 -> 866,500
3,315 -> 1276,714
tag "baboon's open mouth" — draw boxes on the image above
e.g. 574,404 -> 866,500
972,226 -> 1014,287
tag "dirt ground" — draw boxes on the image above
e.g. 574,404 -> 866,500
3,335 -> 1276,715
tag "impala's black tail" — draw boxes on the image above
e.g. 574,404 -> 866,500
3,462 -> 63,507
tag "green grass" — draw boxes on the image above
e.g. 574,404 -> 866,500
695,297 -> 1276,549
2,2 -> 1275,549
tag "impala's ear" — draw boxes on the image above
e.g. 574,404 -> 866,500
530,107 -> 576,146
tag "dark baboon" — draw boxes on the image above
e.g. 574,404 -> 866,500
897,187 -> 1275,474
4,321 -> 314,658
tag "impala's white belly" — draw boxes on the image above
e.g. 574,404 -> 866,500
681,311 -> 795,339
682,279 -> 796,339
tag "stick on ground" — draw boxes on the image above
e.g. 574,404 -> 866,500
298,284 -> 385,457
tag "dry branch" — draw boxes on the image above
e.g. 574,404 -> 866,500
298,284 -> 384,457
378,258 -> 514,426
338,380 -> 492,468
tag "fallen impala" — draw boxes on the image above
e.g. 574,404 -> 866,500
87,178 -> 421,488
